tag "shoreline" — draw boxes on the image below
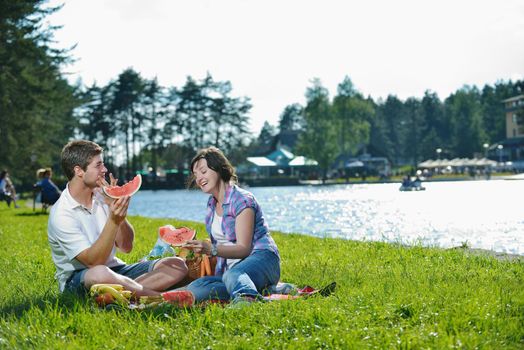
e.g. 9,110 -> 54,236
448,246 -> 523,262
26,196 -> 524,262
138,215 -> 524,262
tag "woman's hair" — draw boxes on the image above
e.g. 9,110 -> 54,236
0,170 -> 6,180
61,140 -> 103,180
188,147 -> 238,187
36,168 -> 46,178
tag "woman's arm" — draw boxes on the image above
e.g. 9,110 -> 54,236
218,208 -> 254,258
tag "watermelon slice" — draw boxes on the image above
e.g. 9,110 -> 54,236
102,174 -> 142,199
159,225 -> 196,247
161,290 -> 195,307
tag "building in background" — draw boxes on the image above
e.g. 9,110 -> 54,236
487,95 -> 524,171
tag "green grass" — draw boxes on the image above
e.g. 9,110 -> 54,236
1,203 -> 523,349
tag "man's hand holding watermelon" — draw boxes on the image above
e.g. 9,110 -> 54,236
96,173 -> 131,225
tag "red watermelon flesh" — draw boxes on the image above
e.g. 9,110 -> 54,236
102,174 -> 142,198
161,290 -> 195,307
159,225 -> 196,246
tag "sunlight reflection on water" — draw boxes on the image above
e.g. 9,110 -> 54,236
129,180 -> 524,255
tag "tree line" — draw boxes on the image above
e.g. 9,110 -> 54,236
1,1 -> 523,188
289,77 -> 524,179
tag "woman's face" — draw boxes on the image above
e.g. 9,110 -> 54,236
192,158 -> 221,194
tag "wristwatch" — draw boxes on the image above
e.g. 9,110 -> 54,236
211,243 -> 218,257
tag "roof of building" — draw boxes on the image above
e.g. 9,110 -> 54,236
502,95 -> 524,103
266,148 -> 294,165
498,137 -> 524,146
246,157 -> 277,167
288,156 -> 318,166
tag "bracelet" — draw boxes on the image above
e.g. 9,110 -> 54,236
211,243 -> 218,257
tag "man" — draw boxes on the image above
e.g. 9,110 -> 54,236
48,140 -> 188,297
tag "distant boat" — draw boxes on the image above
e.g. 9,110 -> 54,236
399,184 -> 426,192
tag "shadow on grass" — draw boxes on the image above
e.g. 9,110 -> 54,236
15,211 -> 49,217
0,292 -> 204,320
0,292 -> 83,318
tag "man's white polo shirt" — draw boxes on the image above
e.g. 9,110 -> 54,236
48,184 -> 125,292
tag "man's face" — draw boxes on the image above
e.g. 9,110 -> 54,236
82,154 -> 107,187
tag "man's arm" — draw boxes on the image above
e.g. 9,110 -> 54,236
76,196 -> 131,266
115,219 -> 134,253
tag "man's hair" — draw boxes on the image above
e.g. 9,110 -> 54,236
61,140 -> 103,180
188,146 -> 238,187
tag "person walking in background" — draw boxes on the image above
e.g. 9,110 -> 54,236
182,146 -> 281,306
36,168 -> 62,205
47,140 -> 188,297
0,170 -> 20,208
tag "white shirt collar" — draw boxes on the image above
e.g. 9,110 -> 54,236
63,183 -> 105,213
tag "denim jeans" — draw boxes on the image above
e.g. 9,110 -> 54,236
185,250 -> 280,302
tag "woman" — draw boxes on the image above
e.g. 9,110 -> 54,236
36,168 -> 62,205
183,147 -> 280,305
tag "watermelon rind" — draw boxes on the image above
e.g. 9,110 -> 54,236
102,174 -> 142,199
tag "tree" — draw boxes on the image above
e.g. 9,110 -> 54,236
296,79 -> 337,181
0,0 -> 78,185
379,95 -> 406,165
205,75 -> 252,154
403,97 -> 424,166
250,121 -> 277,156
76,83 -> 115,149
142,78 -> 168,184
110,68 -> 144,179
332,76 -> 373,163
418,91 -> 446,161
173,74 -> 252,155
445,86 -> 486,158
278,103 -> 304,132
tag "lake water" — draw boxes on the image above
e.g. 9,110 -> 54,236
128,179 -> 524,256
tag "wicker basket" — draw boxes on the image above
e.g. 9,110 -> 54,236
185,256 -> 217,281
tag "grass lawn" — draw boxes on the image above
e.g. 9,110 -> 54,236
0,203 -> 523,349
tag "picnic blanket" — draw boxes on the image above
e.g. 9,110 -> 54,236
90,281 -> 337,310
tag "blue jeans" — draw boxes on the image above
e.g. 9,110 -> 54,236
185,250 -> 280,302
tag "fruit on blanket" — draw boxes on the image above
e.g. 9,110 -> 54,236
139,295 -> 164,305
120,290 -> 133,300
89,284 -> 130,305
102,174 -> 142,198
159,226 -> 196,246
161,290 -> 195,307
90,283 -> 124,292
95,292 -> 115,306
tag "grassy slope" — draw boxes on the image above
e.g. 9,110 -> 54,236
0,204 -> 523,349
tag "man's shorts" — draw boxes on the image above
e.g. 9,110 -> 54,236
64,259 -> 159,295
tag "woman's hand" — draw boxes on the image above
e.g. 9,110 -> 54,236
184,240 -> 212,256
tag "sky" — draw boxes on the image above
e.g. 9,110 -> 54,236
47,0 -> 524,135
